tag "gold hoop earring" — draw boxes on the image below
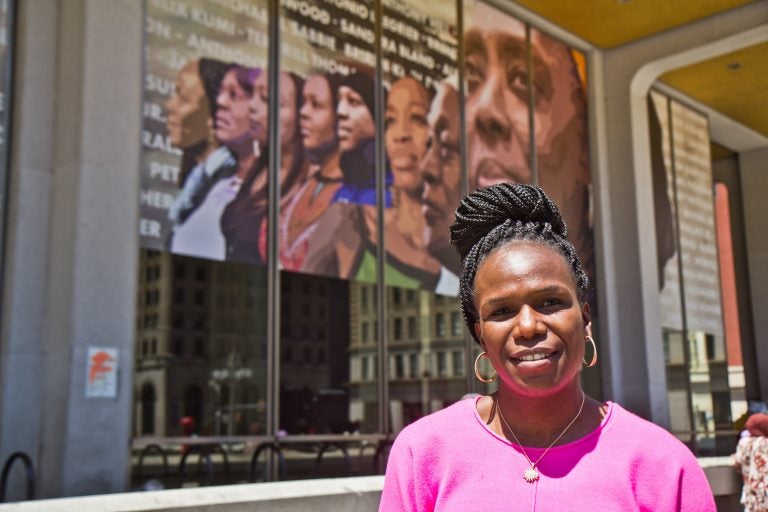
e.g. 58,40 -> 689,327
583,336 -> 598,368
474,351 -> 497,383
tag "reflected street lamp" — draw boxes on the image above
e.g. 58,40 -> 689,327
208,350 -> 253,435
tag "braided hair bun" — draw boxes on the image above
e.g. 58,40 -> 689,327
449,183 -> 588,345
450,183 -> 566,259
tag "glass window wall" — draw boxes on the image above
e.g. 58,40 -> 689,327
650,90 -> 735,455
132,0 -> 595,488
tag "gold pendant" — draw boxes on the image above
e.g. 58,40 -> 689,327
523,466 -> 539,483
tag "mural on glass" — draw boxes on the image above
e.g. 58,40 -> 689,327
140,0 -> 268,265
381,0 -> 465,432
276,0 -> 381,280
135,0 -> 600,443
380,0 -> 458,292
463,2 -> 594,295
135,0 -> 270,440
531,28 -> 593,292
463,1 -> 529,190
278,0 -> 460,295
276,0 -> 379,434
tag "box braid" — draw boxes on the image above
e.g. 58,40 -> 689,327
449,183 -> 589,345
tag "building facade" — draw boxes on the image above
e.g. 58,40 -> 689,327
0,0 -> 766,500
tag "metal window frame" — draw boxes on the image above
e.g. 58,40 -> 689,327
0,0 -> 17,345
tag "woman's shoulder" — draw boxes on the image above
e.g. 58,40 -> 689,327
604,403 -> 715,510
608,402 -> 700,462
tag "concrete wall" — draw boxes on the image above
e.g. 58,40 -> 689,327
0,0 -> 142,499
0,0 -> 58,500
0,468 -> 742,512
0,477 -> 385,512
595,3 -> 768,424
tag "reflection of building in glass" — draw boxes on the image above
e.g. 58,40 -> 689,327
348,283 -> 380,433
279,272 -> 350,434
134,250 -> 267,436
652,92 -> 739,455
348,284 -> 466,432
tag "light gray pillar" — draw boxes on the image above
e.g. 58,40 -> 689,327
594,3 -> 768,424
0,0 -> 61,501
0,0 -> 142,498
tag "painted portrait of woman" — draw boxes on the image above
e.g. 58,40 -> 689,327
171,65 -> 258,260
165,57 -> 233,230
220,70 -> 307,265
463,4 -> 594,294
381,76 -> 440,288
279,71 -> 343,271
302,75 -> 439,289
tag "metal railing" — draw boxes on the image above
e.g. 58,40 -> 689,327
132,433 -> 391,485
0,451 -> 35,502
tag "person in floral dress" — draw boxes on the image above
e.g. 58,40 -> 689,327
734,413 -> 768,511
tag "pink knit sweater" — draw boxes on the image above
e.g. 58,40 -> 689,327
380,398 -> 715,511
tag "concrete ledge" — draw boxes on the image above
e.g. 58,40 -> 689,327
0,458 -> 740,511
699,457 -> 742,512
699,457 -> 741,496
0,476 -> 385,512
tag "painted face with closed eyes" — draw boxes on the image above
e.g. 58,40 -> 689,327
473,242 -> 591,397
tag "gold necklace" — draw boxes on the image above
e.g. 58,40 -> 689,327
498,391 -> 586,483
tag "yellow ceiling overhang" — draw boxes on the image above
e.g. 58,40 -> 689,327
511,0 -> 757,48
660,42 -> 768,138
510,1 -> 767,141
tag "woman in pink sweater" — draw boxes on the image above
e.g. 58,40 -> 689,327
379,183 -> 715,511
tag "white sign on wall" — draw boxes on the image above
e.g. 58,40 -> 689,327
86,346 -> 118,398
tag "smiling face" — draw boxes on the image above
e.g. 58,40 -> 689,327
337,85 -> 375,152
300,75 -> 336,150
473,242 -> 590,397
385,77 -> 430,192
216,68 -> 253,146
165,60 -> 210,149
